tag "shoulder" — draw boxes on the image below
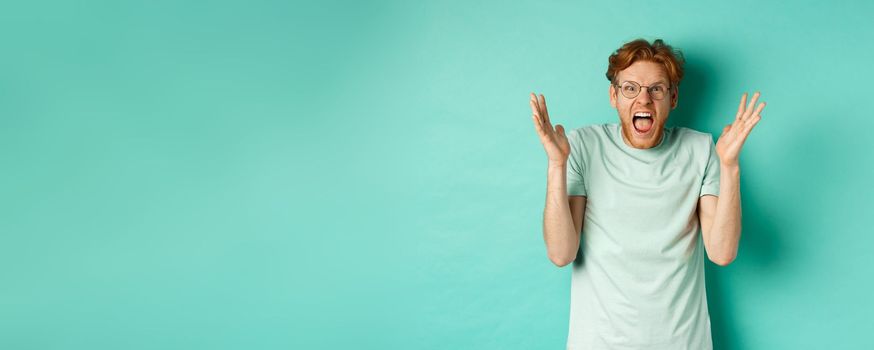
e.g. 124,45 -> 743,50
565,124 -> 612,163
671,127 -> 719,167
671,126 -> 715,147
567,123 -> 613,141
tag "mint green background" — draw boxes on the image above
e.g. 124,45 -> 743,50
2,1 -> 872,349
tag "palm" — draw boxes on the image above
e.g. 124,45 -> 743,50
716,92 -> 766,167
530,93 -> 570,163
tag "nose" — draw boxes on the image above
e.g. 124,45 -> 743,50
636,87 -> 653,104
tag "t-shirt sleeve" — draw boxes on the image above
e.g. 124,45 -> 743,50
700,135 -> 720,197
566,130 -> 587,197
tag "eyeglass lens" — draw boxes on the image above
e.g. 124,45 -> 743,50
620,81 -> 667,100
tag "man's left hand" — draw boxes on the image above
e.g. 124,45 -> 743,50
716,91 -> 765,167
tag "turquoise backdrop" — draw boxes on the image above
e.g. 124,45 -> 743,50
2,0 -> 873,349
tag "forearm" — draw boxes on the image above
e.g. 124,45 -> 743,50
707,164 -> 742,265
543,162 -> 580,266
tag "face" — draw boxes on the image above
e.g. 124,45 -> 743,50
609,60 -> 679,149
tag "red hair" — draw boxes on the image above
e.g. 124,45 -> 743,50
606,38 -> 685,87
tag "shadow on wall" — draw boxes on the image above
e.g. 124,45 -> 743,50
705,176 -> 782,350
667,53 -> 784,350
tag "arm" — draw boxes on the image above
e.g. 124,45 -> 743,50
543,161 -> 586,267
698,164 -> 741,266
530,92 -> 586,267
699,91 -> 765,266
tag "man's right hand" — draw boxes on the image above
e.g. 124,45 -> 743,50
530,92 -> 570,164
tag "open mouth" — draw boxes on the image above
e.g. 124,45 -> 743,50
632,112 -> 654,134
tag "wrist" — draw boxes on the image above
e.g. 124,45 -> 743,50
720,163 -> 740,175
548,160 -> 567,169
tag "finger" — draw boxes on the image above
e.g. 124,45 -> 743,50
752,101 -> 766,118
723,124 -> 737,139
744,92 -> 761,119
743,113 -> 762,133
556,126 -> 568,145
736,93 -> 747,121
738,113 -> 763,140
532,114 -> 543,133
530,99 -> 541,122
531,92 -> 542,114
532,114 -> 551,139
743,102 -> 765,129
531,97 -> 549,127
532,112 -> 554,136
539,94 -> 552,125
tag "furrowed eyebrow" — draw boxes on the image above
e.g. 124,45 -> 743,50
622,79 -> 669,86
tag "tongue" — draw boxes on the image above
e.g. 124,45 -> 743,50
634,117 -> 653,132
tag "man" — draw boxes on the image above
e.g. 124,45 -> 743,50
529,38 -> 765,349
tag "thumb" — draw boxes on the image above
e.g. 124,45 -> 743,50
722,124 -> 732,134
555,124 -> 566,136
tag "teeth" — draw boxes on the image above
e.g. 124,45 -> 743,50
633,112 -> 652,118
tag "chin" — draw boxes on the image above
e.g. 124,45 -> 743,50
621,122 -> 663,149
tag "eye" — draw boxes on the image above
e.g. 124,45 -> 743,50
651,85 -> 665,93
623,85 -> 637,92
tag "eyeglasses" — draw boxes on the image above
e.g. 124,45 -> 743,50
613,81 -> 672,100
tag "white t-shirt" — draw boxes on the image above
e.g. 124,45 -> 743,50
565,123 -> 721,349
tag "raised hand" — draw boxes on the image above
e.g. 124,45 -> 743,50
716,91 -> 765,167
530,93 -> 570,164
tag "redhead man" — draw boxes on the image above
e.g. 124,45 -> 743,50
529,38 -> 765,349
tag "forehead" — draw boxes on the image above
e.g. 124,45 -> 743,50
617,61 -> 669,84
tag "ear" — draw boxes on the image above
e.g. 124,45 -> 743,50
609,84 -> 618,108
671,85 -> 679,109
